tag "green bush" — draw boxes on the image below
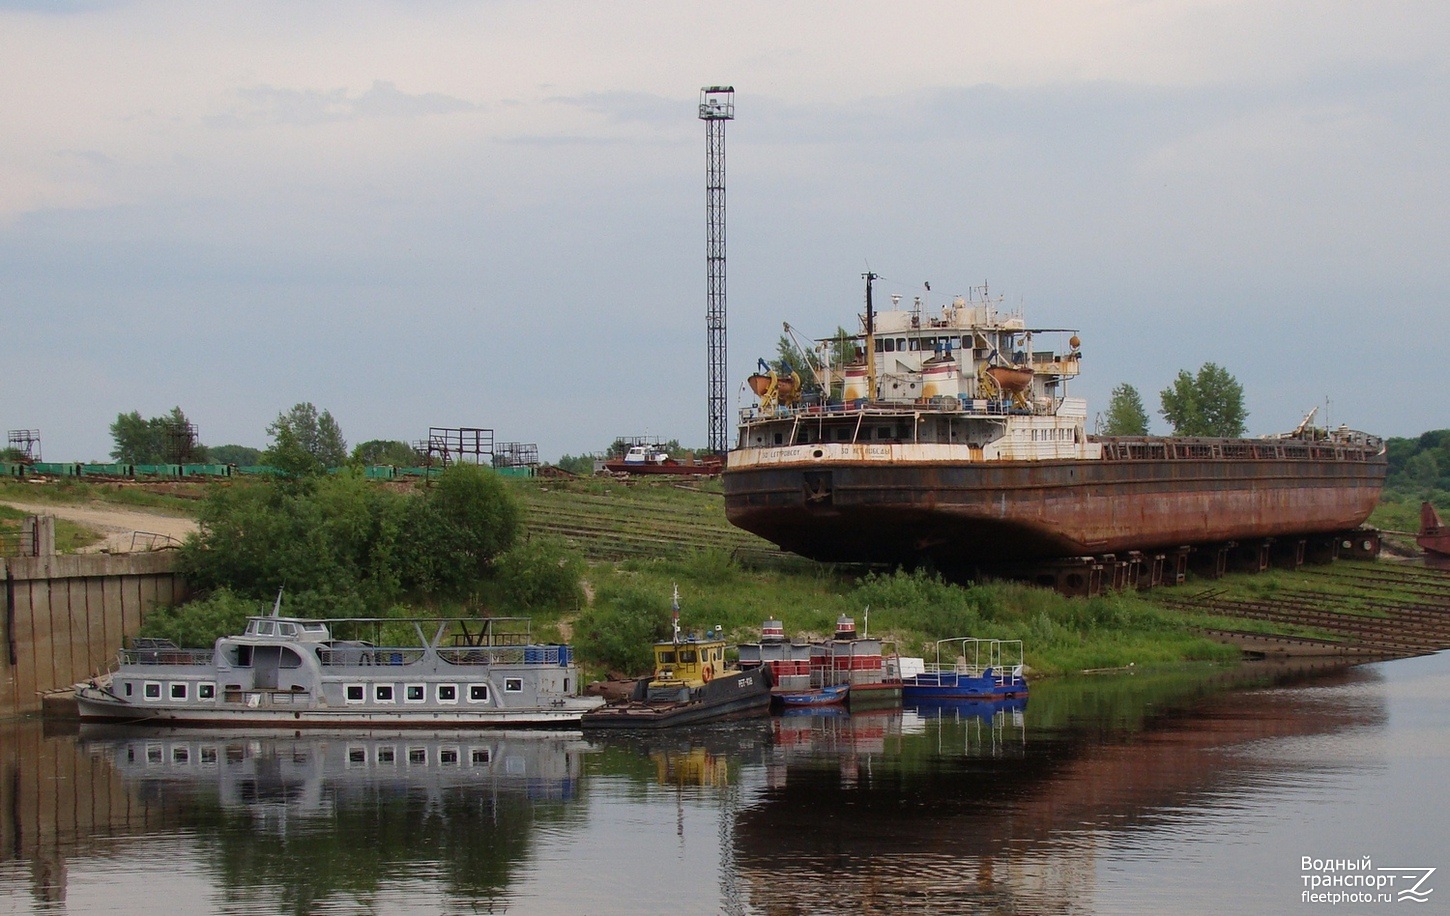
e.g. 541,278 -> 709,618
491,536 -> 585,612
572,581 -> 672,675
179,467 -> 522,618
139,589 -> 259,648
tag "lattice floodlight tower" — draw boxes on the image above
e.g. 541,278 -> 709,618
700,86 -> 734,455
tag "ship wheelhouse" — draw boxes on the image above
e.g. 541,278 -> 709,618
735,281 -> 1093,462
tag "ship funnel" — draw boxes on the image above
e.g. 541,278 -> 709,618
761,618 -> 785,643
835,614 -> 857,640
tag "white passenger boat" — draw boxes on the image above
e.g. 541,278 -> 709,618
74,612 -> 604,728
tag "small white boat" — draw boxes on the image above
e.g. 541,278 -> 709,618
75,612 -> 603,728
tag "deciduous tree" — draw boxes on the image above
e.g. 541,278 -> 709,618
264,402 -> 347,475
1159,363 -> 1247,437
1102,383 -> 1151,436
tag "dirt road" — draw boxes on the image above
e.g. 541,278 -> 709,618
0,499 -> 198,554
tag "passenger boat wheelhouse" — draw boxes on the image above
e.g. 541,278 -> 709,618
724,274 -> 1387,573
74,613 -> 603,727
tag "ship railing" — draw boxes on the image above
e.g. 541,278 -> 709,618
739,396 -> 1028,424
317,647 -> 426,667
437,645 -> 569,667
120,647 -> 214,666
1097,437 -> 1383,463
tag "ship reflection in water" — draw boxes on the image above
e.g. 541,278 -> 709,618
5,657 -> 1445,914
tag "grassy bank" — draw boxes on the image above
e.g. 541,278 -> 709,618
7,471 -> 1408,678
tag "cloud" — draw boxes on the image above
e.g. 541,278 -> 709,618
206,80 -> 476,128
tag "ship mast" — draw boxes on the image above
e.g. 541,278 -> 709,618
863,271 -> 877,403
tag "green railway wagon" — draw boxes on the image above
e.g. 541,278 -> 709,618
135,464 -> 183,477
30,462 -> 81,477
237,465 -> 286,477
182,463 -> 232,477
81,463 -> 135,477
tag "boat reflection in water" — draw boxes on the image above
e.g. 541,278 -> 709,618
734,663 -> 1386,914
7,660 -> 1408,914
77,728 -> 591,909
82,728 -> 588,809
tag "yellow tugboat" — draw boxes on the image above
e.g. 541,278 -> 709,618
581,587 -> 772,729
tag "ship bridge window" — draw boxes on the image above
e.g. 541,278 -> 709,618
680,649 -> 697,664
908,338 -> 919,351
278,622 -> 298,637
256,620 -> 276,636
658,650 -> 676,664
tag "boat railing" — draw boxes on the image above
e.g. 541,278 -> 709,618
921,638 -> 1025,684
120,647 -> 215,666
317,647 -> 426,667
437,645 -> 570,667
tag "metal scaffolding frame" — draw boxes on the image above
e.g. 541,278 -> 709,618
419,427 -> 495,467
6,429 -> 40,463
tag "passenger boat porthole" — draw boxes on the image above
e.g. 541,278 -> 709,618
812,449 -> 824,459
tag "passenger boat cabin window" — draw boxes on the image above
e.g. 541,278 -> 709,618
504,678 -> 523,693
143,682 -> 161,699
469,684 -> 490,702
198,683 -> 216,700
377,747 -> 396,764
471,749 -> 491,765
345,684 -> 365,703
279,647 -> 303,668
375,684 -> 395,703
440,749 -> 459,765
348,748 -> 366,766
409,748 -> 427,765
124,682 -> 133,697
437,684 -> 458,703
173,747 -> 189,764
405,684 -> 425,702
170,683 -> 188,700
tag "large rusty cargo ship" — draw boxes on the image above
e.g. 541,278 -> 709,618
723,275 -> 1386,572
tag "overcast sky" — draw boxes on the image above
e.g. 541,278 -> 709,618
3,1 -> 1446,462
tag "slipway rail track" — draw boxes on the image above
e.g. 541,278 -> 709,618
1161,562 -> 1450,657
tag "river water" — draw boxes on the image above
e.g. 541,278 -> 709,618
2,652 -> 1445,915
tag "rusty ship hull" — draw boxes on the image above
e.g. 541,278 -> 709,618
724,441 -> 1386,567
727,274 -> 1385,570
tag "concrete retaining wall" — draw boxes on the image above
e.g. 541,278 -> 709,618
2,552 -> 183,718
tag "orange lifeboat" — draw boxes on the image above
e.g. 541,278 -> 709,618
986,365 -> 1034,393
